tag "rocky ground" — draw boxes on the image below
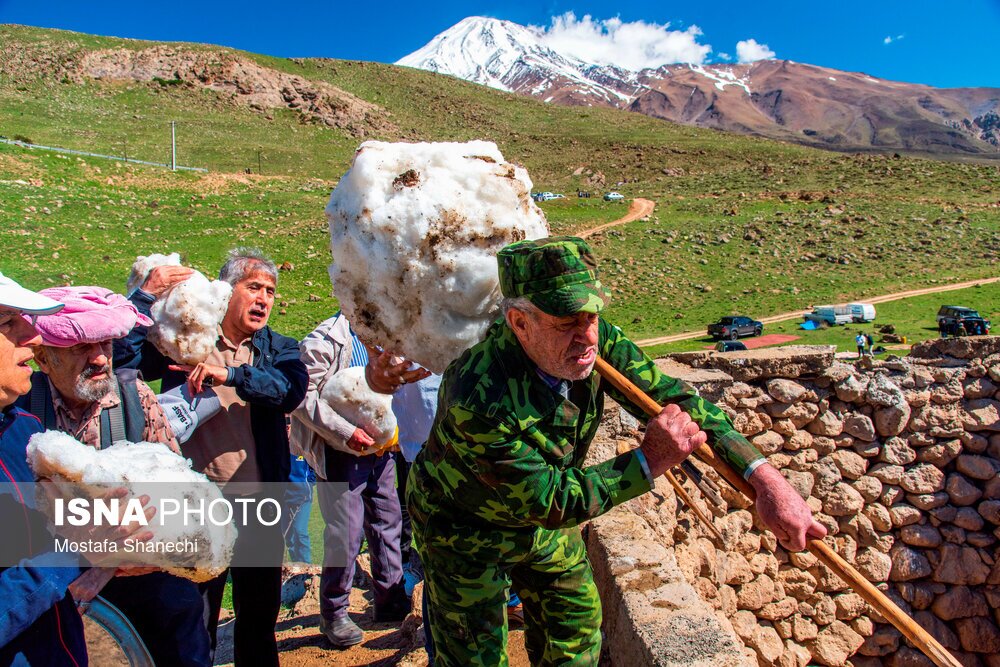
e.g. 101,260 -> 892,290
86,556 -> 532,666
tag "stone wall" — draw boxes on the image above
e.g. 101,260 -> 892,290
591,339 -> 1000,667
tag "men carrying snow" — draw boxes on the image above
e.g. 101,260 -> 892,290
16,285 -> 210,667
407,237 -> 827,666
114,247 -> 308,667
289,312 -> 428,648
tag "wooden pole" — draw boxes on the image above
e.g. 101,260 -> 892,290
664,469 -> 724,541
594,356 -> 961,667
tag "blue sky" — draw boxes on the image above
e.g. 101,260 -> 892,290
1,0 -> 997,88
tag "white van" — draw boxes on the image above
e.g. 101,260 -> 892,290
805,303 -> 876,325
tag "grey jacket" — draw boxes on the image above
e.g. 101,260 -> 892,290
289,313 -> 362,476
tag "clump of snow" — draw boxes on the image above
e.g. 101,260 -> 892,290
27,430 -> 235,582
128,254 -> 232,365
320,367 -> 396,452
326,140 -> 549,372
127,252 -> 181,293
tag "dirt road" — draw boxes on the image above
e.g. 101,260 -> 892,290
578,198 -> 655,238
635,277 -> 1000,348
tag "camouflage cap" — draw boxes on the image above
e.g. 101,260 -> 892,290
497,236 -> 610,317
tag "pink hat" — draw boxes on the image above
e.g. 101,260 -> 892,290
32,286 -> 153,347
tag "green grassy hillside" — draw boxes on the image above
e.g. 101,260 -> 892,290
1,25 -> 998,345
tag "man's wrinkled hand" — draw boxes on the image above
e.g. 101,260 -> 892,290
141,266 -> 194,298
749,463 -> 827,552
639,403 -> 708,478
69,567 -> 116,606
41,482 -> 157,565
364,346 -> 431,394
346,427 -> 375,453
168,362 -> 229,395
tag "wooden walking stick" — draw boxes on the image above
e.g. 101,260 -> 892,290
595,356 -> 961,667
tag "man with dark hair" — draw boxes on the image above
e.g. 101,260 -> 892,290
115,247 -> 308,666
408,237 -> 825,666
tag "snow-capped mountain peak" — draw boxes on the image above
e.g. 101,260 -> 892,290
398,17 -> 1000,156
397,16 -> 641,103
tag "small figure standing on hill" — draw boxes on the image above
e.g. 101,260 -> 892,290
865,332 -> 874,356
856,332 -> 867,358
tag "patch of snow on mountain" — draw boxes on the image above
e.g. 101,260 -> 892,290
689,64 -> 751,95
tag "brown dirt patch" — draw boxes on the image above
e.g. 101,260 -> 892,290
73,46 -> 395,137
0,151 -> 42,179
579,198 -> 656,238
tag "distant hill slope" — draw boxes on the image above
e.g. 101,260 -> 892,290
398,16 -> 1000,158
0,24 -> 998,345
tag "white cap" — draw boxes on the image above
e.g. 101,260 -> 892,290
0,271 -> 64,315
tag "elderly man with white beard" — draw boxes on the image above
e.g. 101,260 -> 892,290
16,284 -> 211,667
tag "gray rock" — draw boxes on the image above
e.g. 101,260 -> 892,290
865,372 -> 906,407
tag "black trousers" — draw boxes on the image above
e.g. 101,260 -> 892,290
102,572 -> 211,667
200,496 -> 285,667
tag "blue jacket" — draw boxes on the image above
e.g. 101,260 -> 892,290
0,406 -> 88,666
113,290 -> 308,483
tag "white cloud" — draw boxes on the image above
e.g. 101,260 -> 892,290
533,12 -> 712,70
883,34 -> 905,45
735,38 -> 776,63
718,52 -> 732,62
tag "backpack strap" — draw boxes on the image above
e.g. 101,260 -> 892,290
26,372 -> 57,431
107,378 -> 127,445
114,368 -> 146,443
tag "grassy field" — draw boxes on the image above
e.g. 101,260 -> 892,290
643,283 -> 1000,357
1,24 -> 998,348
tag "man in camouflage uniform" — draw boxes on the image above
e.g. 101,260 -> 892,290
408,237 -> 825,666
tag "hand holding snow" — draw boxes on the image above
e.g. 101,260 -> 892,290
326,140 -> 549,373
321,366 -> 397,453
127,252 -> 181,293
128,254 -> 232,365
27,430 -> 235,582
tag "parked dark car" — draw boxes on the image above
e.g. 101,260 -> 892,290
714,340 -> 748,352
708,316 -> 763,340
937,305 -> 991,337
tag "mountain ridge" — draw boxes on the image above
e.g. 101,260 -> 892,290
398,16 -> 1000,157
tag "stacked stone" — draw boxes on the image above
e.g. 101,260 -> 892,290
656,338 -> 1000,667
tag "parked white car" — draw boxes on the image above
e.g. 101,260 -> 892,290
604,191 -> 625,201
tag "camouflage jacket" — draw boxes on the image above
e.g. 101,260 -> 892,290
408,318 -> 763,537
